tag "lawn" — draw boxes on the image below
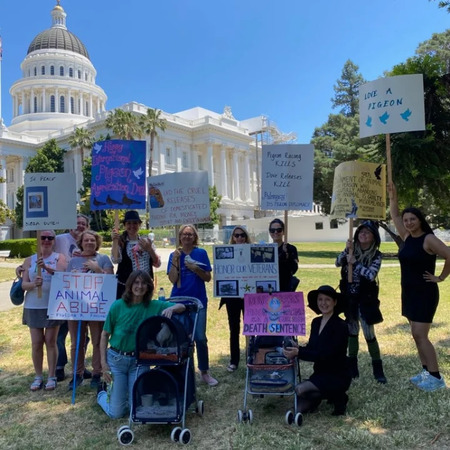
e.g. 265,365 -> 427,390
0,244 -> 449,449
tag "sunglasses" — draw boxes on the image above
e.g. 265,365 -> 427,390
269,228 -> 283,233
182,233 -> 194,237
233,233 -> 246,238
40,235 -> 55,241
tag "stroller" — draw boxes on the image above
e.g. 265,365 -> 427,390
238,334 -> 302,427
117,297 -> 204,446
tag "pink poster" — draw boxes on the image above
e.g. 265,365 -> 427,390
243,292 -> 306,336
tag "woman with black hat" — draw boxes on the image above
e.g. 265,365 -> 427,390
336,220 -> 386,383
284,285 -> 350,415
111,211 -> 161,299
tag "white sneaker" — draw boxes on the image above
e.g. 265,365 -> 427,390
201,372 -> 218,386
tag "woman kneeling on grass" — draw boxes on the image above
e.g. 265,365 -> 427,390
97,270 -> 185,419
283,285 -> 351,416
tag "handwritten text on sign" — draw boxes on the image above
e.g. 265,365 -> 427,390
243,292 -> 306,336
47,273 -> 117,321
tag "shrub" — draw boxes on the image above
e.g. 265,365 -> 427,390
0,239 -> 37,258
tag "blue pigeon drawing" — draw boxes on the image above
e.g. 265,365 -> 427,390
93,142 -> 102,154
379,112 -> 390,124
400,109 -> 412,121
133,167 -> 144,179
366,116 -> 372,127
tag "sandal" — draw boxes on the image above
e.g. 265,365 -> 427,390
30,376 -> 43,391
227,364 -> 237,372
44,377 -> 57,391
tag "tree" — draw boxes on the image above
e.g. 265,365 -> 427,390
15,139 -> 65,228
68,126 -> 94,183
430,0 -> 450,13
105,109 -> 142,140
139,108 -> 167,177
197,185 -> 222,229
331,60 -> 366,117
416,29 -> 450,73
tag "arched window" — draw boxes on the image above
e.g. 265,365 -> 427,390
41,66 -> 45,75
85,73 -> 88,81
69,68 -> 73,77
59,66 -> 64,76
85,101 -> 89,116
70,97 -> 75,114
78,70 -> 81,79
60,96 -> 65,113
50,95 -> 55,112
50,65 -> 55,75
34,96 -> 38,113
34,67 -> 37,76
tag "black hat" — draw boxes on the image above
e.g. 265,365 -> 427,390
307,285 -> 345,315
123,210 -> 142,223
354,220 -> 380,248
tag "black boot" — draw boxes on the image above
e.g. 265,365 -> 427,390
348,356 -> 359,379
331,393 -> 348,416
372,359 -> 387,384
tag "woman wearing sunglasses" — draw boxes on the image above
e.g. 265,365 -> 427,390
219,226 -> 251,372
21,230 -> 67,391
268,218 -> 299,292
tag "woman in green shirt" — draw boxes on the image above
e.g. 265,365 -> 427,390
97,270 -> 185,418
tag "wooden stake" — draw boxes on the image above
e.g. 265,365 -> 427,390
386,133 -> 392,185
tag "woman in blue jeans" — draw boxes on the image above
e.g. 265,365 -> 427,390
97,270 -> 185,419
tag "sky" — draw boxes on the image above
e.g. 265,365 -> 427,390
0,0 -> 448,143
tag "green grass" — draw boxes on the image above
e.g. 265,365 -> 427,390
0,245 -> 449,449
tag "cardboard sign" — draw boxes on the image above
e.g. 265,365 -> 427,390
359,74 -> 425,138
23,173 -> 77,231
90,140 -> 146,210
261,144 -> 314,211
47,272 -> 117,321
330,161 -> 386,220
148,171 -> 210,227
213,244 -> 279,297
243,292 -> 306,336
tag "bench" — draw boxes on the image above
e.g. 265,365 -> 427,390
0,250 -> 11,260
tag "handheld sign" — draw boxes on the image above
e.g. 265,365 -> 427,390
148,171 -> 210,227
90,140 -> 146,210
243,292 -> 306,336
23,173 -> 77,231
213,243 -> 279,297
261,144 -> 314,211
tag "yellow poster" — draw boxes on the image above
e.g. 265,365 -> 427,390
330,161 -> 386,220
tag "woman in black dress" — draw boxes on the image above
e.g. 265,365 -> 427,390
284,285 -> 351,415
389,182 -> 450,392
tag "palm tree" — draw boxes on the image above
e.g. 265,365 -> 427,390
68,127 -> 94,180
105,109 -> 142,140
139,108 -> 167,177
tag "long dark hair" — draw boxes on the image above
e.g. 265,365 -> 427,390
122,270 -> 154,306
269,218 -> 285,231
402,207 -> 434,235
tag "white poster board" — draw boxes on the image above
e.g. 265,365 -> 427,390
47,273 -> 118,321
148,171 -> 210,227
213,243 -> 279,297
23,173 -> 77,231
261,144 -> 314,211
359,74 -> 425,138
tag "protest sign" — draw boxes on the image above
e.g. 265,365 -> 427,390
261,144 -> 314,211
148,171 -> 210,227
90,140 -> 146,210
213,244 -> 279,297
330,161 -> 386,220
47,272 -> 117,321
243,292 -> 306,336
359,74 -> 425,138
23,173 -> 77,231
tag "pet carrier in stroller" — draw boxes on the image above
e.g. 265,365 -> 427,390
117,297 -> 204,446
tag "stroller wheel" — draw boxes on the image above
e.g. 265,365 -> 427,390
196,400 -> 204,416
117,425 -> 129,439
237,410 -> 243,423
285,410 -> 294,425
247,409 -> 253,424
180,428 -> 192,445
171,427 -> 182,442
294,412 -> 303,427
118,427 -> 134,446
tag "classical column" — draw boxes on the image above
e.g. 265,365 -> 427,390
207,142 -> 214,186
232,148 -> 241,200
0,159 -> 6,204
30,88 -> 34,113
192,147 -> 198,171
244,151 -> 251,202
220,146 -> 229,199
42,88 -> 46,112
175,142 -> 182,172
158,138 -> 166,174
89,94 -> 93,117
55,88 -> 59,112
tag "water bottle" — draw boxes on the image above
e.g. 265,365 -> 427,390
158,287 -> 166,301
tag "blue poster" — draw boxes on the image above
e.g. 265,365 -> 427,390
90,140 -> 146,210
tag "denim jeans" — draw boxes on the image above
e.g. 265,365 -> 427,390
194,307 -> 209,371
97,348 -> 138,419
